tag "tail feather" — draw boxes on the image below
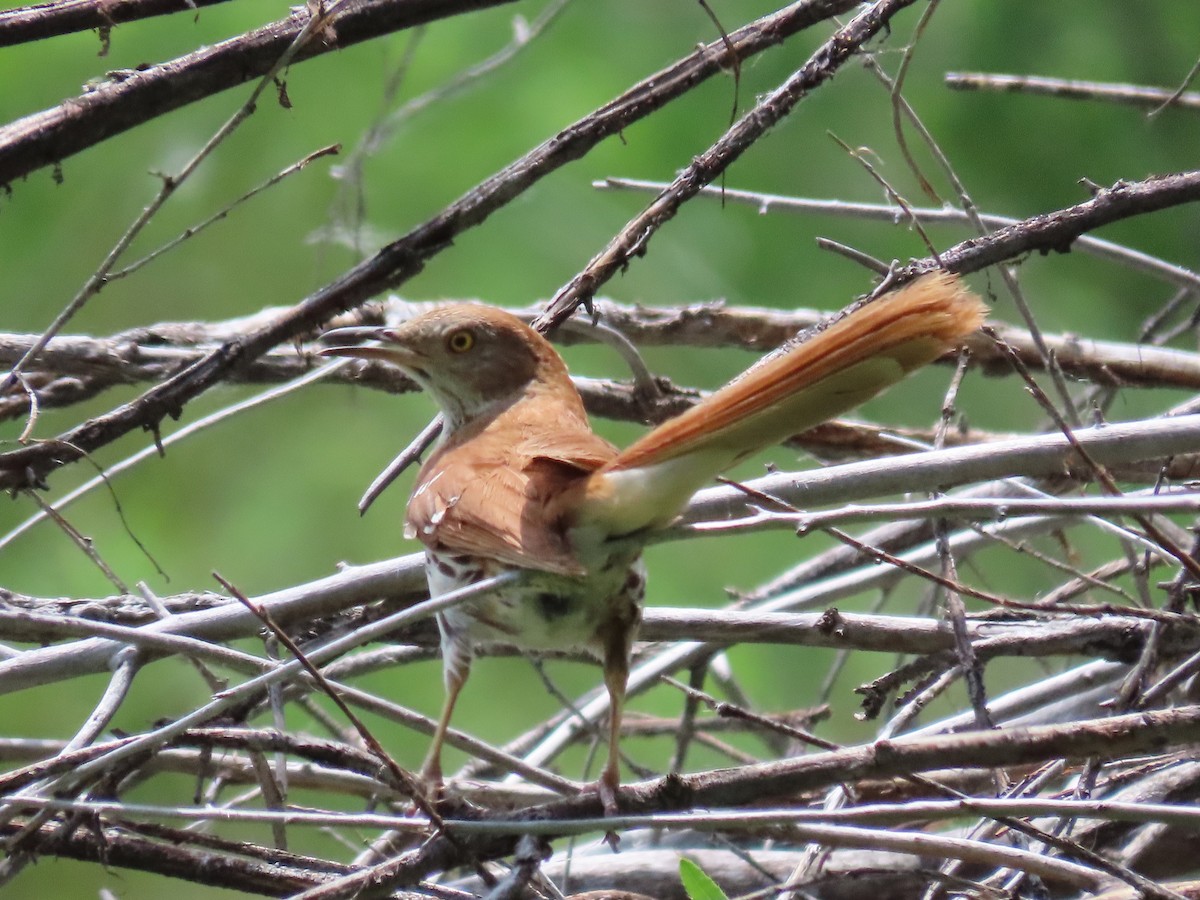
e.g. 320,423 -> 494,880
579,272 -> 986,536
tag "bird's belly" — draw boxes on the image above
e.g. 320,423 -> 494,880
426,552 -> 644,654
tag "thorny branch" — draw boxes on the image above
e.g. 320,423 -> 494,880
0,0 -> 235,47
4,167 -> 1200,493
535,0 -> 921,328
0,0 -> 521,183
8,295 -> 1200,424
0,0 -> 857,493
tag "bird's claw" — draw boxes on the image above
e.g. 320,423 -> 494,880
598,770 -> 621,850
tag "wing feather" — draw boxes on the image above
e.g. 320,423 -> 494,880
407,401 -> 617,575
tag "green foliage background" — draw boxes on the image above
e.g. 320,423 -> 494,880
1,1 -> 1198,895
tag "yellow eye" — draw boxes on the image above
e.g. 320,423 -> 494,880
446,329 -> 475,354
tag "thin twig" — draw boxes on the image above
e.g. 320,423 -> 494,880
595,178 -> 1200,293
109,144 -> 341,281
535,0 -> 918,328
945,71 -> 1200,112
0,0 -> 859,493
0,1 -> 349,400
212,573 -> 469,866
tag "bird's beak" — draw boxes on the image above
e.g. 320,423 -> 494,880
318,325 -> 423,368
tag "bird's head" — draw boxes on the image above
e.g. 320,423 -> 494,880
320,305 -> 569,430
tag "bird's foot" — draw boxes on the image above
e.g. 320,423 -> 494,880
598,768 -> 621,850
598,775 -> 619,817
407,761 -> 447,815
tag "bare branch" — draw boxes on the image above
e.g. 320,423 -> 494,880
0,0 -> 856,493
0,0 -> 236,47
946,72 -> 1200,112
0,0 -> 518,184
536,0 -> 919,327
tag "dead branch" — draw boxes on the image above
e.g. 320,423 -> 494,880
0,0 -> 233,47
0,0 -> 857,493
0,0 -> 518,183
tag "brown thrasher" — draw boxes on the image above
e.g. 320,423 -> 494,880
322,272 -> 985,811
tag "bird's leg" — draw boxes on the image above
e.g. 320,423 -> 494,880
418,633 -> 471,797
418,678 -> 461,789
598,620 -> 632,818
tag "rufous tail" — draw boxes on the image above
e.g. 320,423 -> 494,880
579,271 -> 986,536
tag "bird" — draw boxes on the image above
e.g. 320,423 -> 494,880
320,271 -> 985,812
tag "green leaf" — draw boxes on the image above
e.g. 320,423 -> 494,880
679,857 -> 728,900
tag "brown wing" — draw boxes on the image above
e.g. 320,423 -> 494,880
407,402 -> 618,575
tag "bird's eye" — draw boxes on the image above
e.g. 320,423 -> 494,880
446,329 -> 475,354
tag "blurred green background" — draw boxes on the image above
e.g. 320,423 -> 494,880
2,1 -> 1199,895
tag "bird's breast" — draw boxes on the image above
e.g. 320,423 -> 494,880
428,549 -> 644,655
